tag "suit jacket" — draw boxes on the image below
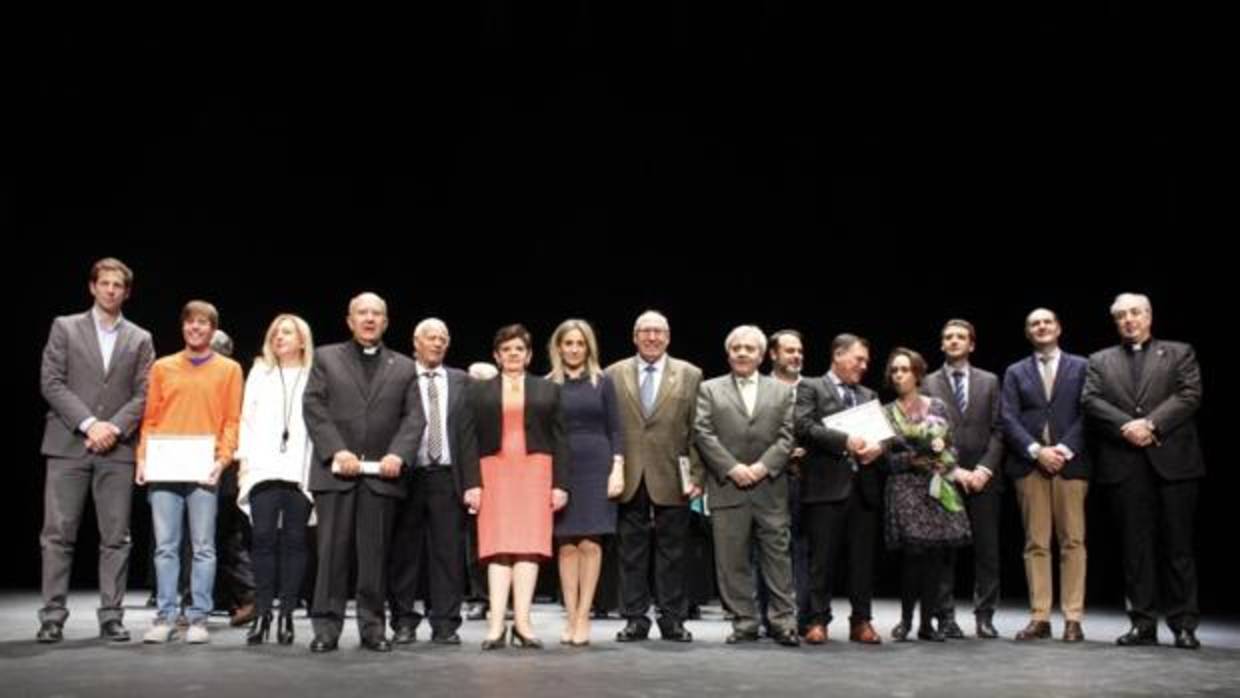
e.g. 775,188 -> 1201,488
41,310 -> 155,461
999,351 -> 1092,480
794,374 -> 881,505
470,374 -> 570,489
694,373 -> 794,509
922,366 -> 1006,488
303,341 -> 425,497
1082,339 -> 1205,484
408,365 -> 481,497
604,355 -> 704,506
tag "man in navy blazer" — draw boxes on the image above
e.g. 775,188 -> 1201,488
1083,293 -> 1205,650
999,308 -> 1091,644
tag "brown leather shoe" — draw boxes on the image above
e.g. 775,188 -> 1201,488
1062,620 -> 1084,643
804,624 -> 827,645
1014,620 -> 1051,641
849,621 -> 882,645
230,601 -> 257,627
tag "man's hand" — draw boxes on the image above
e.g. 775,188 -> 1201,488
200,460 -> 227,487
135,460 -> 146,485
1035,446 -> 1066,476
334,450 -> 361,478
463,487 -> 482,514
857,442 -> 884,466
728,464 -> 755,488
551,488 -> 569,512
85,421 -> 119,453
746,462 -> 769,483
379,454 -> 403,479
1121,419 -> 1156,447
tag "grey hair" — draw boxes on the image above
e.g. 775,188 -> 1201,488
414,317 -> 450,341
725,325 -> 767,355
1110,293 -> 1152,317
633,310 -> 670,333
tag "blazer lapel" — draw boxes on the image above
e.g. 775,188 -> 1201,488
933,371 -> 962,422
1135,342 -> 1163,403
724,375 -> 749,420
341,345 -> 371,401
367,347 -> 394,403
650,359 -> 678,419
77,312 -> 106,378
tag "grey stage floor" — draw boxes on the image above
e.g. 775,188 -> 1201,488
2,592 -> 1238,698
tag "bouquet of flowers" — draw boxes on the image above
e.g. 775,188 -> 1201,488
887,404 -> 963,513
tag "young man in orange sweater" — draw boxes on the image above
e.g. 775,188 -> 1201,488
136,300 -> 243,644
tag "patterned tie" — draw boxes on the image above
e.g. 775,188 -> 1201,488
738,376 -> 756,417
952,369 -> 968,413
640,364 -> 657,417
425,371 -> 443,464
1038,356 -> 1054,444
841,383 -> 856,408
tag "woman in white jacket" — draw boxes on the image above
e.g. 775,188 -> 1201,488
237,314 -> 315,645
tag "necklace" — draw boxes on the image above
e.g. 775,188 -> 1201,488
278,365 -> 304,453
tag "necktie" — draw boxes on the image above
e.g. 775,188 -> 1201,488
738,376 -> 756,416
952,369 -> 968,413
640,365 -> 657,417
1038,356 -> 1054,444
841,383 -> 856,408
424,371 -> 443,464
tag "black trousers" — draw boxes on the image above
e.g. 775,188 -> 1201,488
803,486 -> 877,625
903,548 -> 949,628
249,481 -> 312,613
939,482 -> 1001,621
617,478 -> 691,631
311,486 -> 397,642
388,467 -> 464,637
214,467 -> 256,609
1111,464 -> 1200,631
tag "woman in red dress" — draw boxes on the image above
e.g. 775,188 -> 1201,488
465,324 -> 569,649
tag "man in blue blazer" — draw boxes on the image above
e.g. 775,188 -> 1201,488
999,308 -> 1091,644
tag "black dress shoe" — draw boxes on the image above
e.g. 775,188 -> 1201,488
481,627 -> 508,650
309,635 -> 338,653
432,632 -> 462,645
1173,629 -> 1200,650
687,605 -> 702,621
939,619 -> 965,639
917,626 -> 946,642
891,620 -> 911,642
725,630 -> 760,644
1116,626 -> 1158,647
660,624 -> 693,643
36,621 -> 63,644
361,637 -> 393,652
510,628 -> 543,649
392,625 -> 417,645
976,617 -> 999,639
615,621 -> 650,642
774,628 -> 801,647
100,619 -> 130,642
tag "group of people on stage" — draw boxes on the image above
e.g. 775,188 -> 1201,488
36,257 -> 1206,653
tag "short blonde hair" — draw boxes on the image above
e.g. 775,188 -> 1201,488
548,319 -> 603,386
257,313 -> 315,371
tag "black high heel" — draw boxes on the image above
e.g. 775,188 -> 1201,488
277,610 -> 294,645
510,626 -> 543,649
481,626 -> 508,650
246,612 -> 272,645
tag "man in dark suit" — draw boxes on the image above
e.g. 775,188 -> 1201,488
1083,293 -> 1205,650
303,292 -> 425,653
999,308 -> 1091,643
921,319 -> 1005,639
388,318 -> 479,646
794,333 -> 884,645
694,325 -> 799,646
37,257 -> 154,643
605,310 -> 702,643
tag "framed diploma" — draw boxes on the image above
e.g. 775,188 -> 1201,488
144,435 -> 216,482
822,400 -> 896,444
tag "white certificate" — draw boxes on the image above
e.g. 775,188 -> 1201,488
145,435 -> 216,482
677,456 -> 693,495
332,459 -> 384,476
822,400 -> 896,444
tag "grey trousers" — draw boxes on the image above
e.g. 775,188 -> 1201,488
712,493 -> 797,635
39,456 -> 134,625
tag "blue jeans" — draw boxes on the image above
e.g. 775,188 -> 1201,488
149,484 -> 218,623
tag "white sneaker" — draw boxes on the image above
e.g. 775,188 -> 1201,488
143,621 -> 175,644
184,622 -> 210,644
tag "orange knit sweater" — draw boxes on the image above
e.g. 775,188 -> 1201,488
137,351 -> 243,463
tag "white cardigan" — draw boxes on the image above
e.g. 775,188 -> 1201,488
235,363 -> 314,520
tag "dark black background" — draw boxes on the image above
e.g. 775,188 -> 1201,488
10,4 -> 1229,613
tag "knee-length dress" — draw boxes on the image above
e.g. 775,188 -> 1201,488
477,387 -> 554,560
554,374 -> 623,537
883,397 -> 972,551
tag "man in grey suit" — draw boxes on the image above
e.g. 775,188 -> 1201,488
1083,293 -> 1206,650
38,257 -> 155,643
606,310 -> 702,643
921,319 -> 1005,639
303,292 -> 425,653
695,325 -> 799,646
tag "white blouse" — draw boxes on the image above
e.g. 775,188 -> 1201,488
236,363 -> 314,518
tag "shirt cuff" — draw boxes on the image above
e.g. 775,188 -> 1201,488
1026,443 -> 1041,460
79,416 -> 97,434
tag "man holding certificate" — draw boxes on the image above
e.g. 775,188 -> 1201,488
303,292 -> 425,653
794,333 -> 885,645
136,300 -> 243,644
